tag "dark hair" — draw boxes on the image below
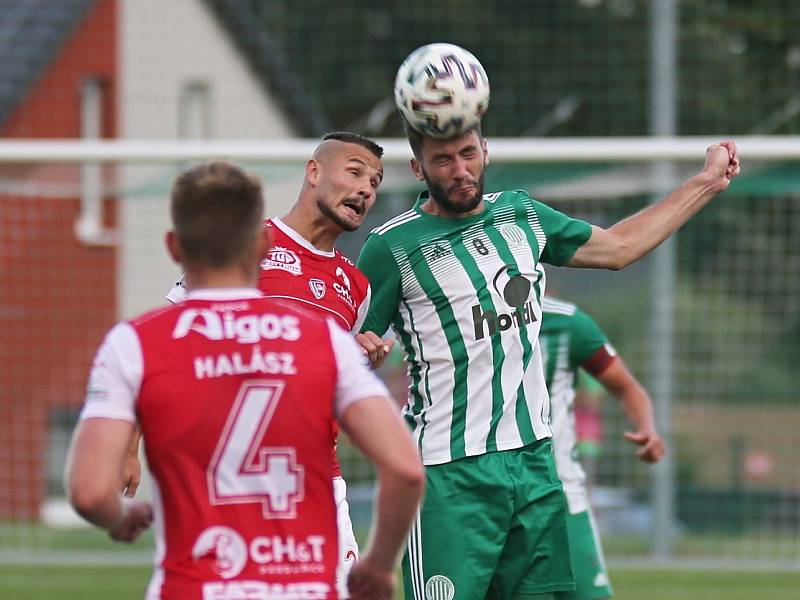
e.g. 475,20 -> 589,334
402,118 -> 483,160
170,161 -> 264,269
322,131 -> 384,159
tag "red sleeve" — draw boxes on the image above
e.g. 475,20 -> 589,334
581,344 -> 617,377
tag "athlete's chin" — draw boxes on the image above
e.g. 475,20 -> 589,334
335,219 -> 360,232
447,195 -> 482,213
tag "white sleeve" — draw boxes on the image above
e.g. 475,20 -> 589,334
351,283 -> 371,333
327,319 -> 390,418
79,322 -> 143,423
165,273 -> 188,304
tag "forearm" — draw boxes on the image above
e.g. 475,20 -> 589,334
616,173 -> 722,266
570,172 -> 725,270
363,471 -> 424,570
618,385 -> 657,434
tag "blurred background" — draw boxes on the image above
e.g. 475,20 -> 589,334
0,0 -> 798,597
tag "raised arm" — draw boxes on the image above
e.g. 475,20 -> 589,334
594,358 -> 665,463
568,141 -> 740,270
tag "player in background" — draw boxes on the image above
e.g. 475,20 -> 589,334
65,160 -> 423,600
162,132 -> 391,598
357,119 -> 739,599
540,294 -> 665,600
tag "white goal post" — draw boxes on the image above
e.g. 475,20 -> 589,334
0,135 -> 797,163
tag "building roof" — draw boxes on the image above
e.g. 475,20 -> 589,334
0,0 -> 329,137
0,0 -> 95,128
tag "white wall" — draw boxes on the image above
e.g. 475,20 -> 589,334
118,0 -> 302,319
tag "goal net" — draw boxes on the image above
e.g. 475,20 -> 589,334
0,139 -> 798,569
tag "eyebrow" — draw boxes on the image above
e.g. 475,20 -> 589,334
347,157 -> 383,181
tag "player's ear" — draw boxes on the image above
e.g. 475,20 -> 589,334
165,230 -> 182,264
410,158 -> 424,182
306,159 -> 320,186
482,138 -> 489,168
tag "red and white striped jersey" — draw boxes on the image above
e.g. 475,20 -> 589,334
167,218 -> 373,479
80,289 -> 389,600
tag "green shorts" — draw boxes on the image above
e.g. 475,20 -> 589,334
555,509 -> 612,600
402,438 -> 574,600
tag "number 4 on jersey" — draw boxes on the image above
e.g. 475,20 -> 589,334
208,381 -> 304,519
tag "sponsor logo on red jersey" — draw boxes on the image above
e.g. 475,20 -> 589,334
172,309 -> 301,344
261,246 -> 302,276
192,526 -> 329,577
333,267 -> 355,309
308,279 -> 326,300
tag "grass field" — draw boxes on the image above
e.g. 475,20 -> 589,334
3,524 -> 799,598
1,564 -> 799,599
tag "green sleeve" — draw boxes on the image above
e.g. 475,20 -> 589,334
568,307 -> 609,368
531,199 -> 593,266
356,233 -> 402,335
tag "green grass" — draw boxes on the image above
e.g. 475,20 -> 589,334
1,565 -> 799,600
0,565 -> 151,600
611,569 -> 800,600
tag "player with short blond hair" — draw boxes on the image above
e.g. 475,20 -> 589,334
66,160 -> 423,600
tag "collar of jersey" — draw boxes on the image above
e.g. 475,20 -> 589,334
272,217 -> 336,258
413,190 -> 489,222
186,288 -> 263,300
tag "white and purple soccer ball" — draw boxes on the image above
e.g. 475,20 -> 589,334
394,43 -> 490,139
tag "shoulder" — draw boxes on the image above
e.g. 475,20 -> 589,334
128,303 -> 181,329
542,296 -> 577,317
369,209 -> 422,237
485,189 -> 532,204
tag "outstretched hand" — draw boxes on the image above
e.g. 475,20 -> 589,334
623,429 -> 666,464
703,140 -> 740,191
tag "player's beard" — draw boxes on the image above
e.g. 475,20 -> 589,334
425,170 -> 485,215
316,197 -> 360,232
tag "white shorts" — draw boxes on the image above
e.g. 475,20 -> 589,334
334,476 -> 358,599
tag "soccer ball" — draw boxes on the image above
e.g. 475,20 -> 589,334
394,43 -> 490,139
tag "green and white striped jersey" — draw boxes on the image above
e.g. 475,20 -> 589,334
357,190 -> 592,465
540,296 -> 615,513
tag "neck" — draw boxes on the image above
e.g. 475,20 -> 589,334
183,268 -> 255,292
281,204 -> 339,252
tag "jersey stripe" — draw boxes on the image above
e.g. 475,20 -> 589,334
542,296 -> 577,316
264,294 -> 351,330
373,210 -> 420,235
406,245 -> 470,461
450,233 -> 501,453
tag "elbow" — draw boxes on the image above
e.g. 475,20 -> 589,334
607,258 -> 627,272
387,458 -> 426,499
67,478 -> 114,523
399,461 -> 426,495
68,487 -> 106,522
607,242 -> 635,271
